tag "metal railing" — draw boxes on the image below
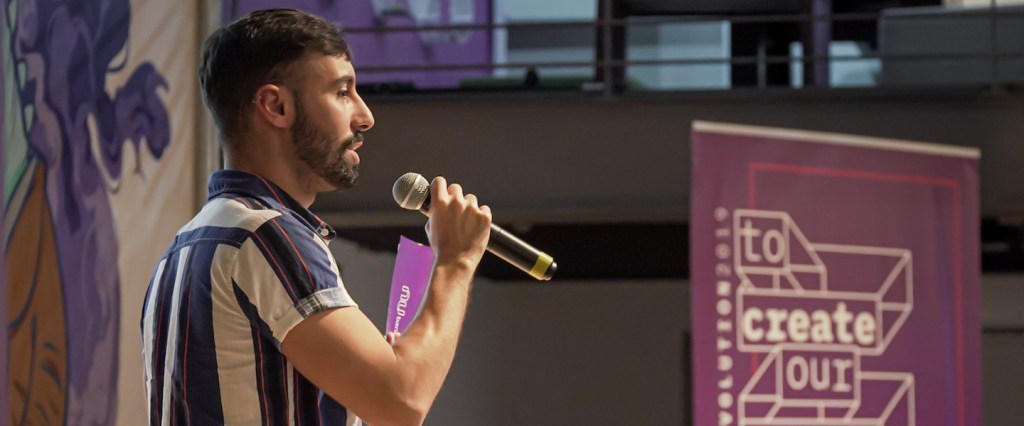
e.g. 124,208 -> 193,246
342,2 -> 1024,95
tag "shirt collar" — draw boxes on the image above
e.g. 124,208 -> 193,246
207,170 -> 337,241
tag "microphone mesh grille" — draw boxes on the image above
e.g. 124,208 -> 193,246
392,172 -> 429,210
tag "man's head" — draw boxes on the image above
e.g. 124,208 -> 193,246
200,9 -> 374,191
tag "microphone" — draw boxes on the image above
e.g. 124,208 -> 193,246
392,172 -> 557,281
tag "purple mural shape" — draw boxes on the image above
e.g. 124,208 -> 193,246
690,122 -> 981,426
226,0 -> 492,89
7,0 -> 170,423
386,236 -> 435,335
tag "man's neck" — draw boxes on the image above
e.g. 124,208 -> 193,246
224,149 -> 317,209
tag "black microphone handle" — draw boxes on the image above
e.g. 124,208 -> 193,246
487,223 -> 556,281
418,196 -> 556,281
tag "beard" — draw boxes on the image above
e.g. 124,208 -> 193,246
292,100 -> 360,191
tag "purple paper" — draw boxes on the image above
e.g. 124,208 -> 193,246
387,236 -> 436,335
690,121 -> 981,426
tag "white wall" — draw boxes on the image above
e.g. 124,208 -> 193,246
494,0 -> 734,89
981,275 -> 1024,425
951,0 -> 1024,6
495,0 -> 595,22
627,20 -> 731,90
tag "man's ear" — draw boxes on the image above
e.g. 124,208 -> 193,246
252,84 -> 295,129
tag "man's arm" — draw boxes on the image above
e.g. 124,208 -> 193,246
282,177 -> 490,426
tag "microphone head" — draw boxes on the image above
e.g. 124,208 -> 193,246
393,172 -> 430,211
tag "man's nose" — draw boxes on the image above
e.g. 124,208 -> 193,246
353,97 -> 374,131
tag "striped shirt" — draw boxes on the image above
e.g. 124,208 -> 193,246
141,170 -> 362,425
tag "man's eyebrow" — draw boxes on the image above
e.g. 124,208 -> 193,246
330,76 -> 355,87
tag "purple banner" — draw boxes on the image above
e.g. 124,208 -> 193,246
387,236 -> 435,334
226,0 -> 492,89
690,121 -> 981,426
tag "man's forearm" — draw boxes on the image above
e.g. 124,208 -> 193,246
386,261 -> 475,421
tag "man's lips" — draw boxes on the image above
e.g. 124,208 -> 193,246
346,133 -> 364,151
341,135 -> 363,151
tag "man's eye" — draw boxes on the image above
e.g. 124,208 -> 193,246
338,90 -> 350,98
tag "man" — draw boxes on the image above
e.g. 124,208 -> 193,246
141,9 -> 490,425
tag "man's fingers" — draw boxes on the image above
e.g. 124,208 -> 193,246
465,194 -> 479,208
431,176 -> 449,203
448,183 -> 464,200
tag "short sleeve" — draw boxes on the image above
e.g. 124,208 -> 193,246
232,214 -> 356,344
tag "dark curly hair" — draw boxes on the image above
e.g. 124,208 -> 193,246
199,9 -> 352,144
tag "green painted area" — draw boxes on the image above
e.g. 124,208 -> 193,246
6,1 -> 14,29
3,0 -> 29,201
